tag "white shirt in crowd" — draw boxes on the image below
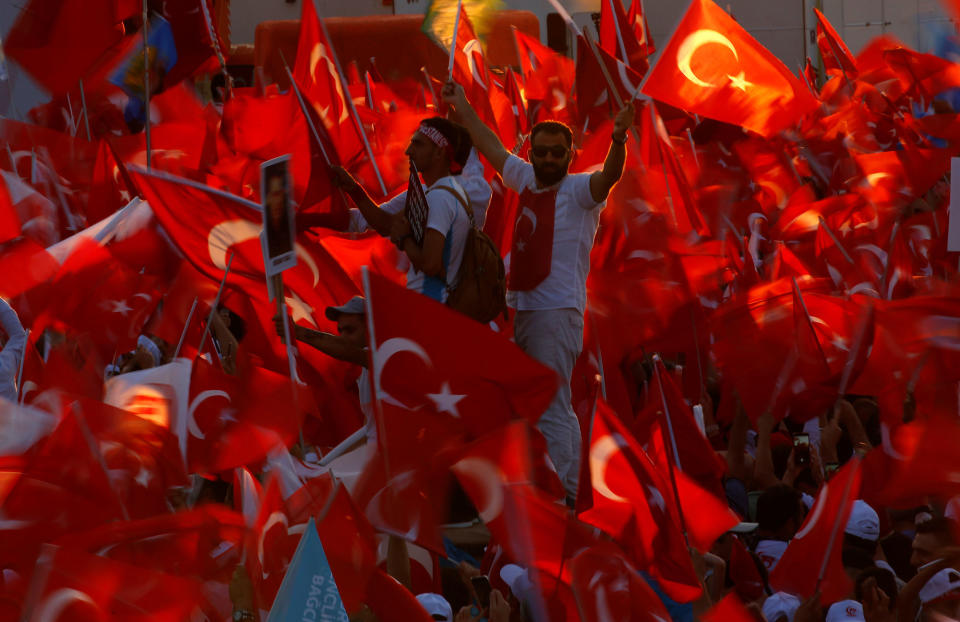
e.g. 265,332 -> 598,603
500,154 -> 603,315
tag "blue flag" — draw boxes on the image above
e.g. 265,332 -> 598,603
266,517 -> 349,622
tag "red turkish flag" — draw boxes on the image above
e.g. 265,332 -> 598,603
3,0 -> 124,96
569,542 -> 673,622
23,544 -> 204,622
599,0 -> 650,74
186,358 -> 313,473
579,399 -> 701,603
54,505 -> 249,580
641,0 -> 817,136
815,9 -> 858,79
364,270 -> 557,437
768,457 -> 862,604
702,592 -> 757,622
294,0 -> 364,164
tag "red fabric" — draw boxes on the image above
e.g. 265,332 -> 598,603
3,0 -> 124,96
815,9 -> 858,78
293,0 -> 364,164
641,0 -> 818,136
769,457 -> 862,604
364,271 -> 558,437
509,186 -> 557,291
569,542 -> 672,622
579,399 -> 701,603
575,35 -> 643,126
702,592 -> 757,622
598,0 -> 650,74
24,544 -> 204,621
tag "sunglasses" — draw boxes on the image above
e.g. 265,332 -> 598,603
531,145 -> 570,158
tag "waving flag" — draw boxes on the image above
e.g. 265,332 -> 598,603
642,0 -> 818,136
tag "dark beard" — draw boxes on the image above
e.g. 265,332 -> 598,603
532,160 -> 569,186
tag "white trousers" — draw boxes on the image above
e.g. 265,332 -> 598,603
513,308 -> 584,500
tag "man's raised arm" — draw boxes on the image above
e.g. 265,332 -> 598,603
589,102 -> 635,203
442,82 -> 509,175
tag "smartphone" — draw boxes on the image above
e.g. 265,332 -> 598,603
471,575 -> 492,611
794,433 -> 810,466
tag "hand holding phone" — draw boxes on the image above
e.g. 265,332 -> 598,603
794,433 -> 810,466
471,575 -> 492,612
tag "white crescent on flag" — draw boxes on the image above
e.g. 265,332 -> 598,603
451,457 -> 505,523
590,434 -> 630,503
676,29 -> 739,88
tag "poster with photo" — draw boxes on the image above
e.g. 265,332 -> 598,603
260,155 -> 297,278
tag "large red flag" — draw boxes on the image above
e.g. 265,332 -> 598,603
21,544 -> 205,622
579,399 -> 702,603
569,542 -> 673,622
293,0 -> 364,164
769,457 -> 862,604
364,270 -> 557,437
641,0 -> 818,136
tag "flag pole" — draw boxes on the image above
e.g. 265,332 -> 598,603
78,80 -> 92,141
142,0 -> 152,169
447,0 -> 464,81
817,216 -> 854,264
791,276 -> 830,369
319,18 -> 388,196
420,67 -> 439,110
280,52 -> 333,167
197,252 -> 235,355
173,297 -> 199,359
648,104 -> 681,229
15,329 -> 30,404
836,302 -> 873,396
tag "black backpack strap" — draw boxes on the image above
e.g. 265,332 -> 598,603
430,184 -> 475,229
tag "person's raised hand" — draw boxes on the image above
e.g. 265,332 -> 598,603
390,214 -> 412,247
613,101 -> 635,140
229,565 -> 256,612
861,576 -> 894,622
442,81 -> 467,109
488,589 -> 511,622
330,166 -> 360,194
454,606 -> 480,622
793,591 -> 823,622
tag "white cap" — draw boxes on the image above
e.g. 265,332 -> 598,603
416,593 -> 453,622
762,592 -> 801,622
325,295 -> 366,321
845,500 -> 880,541
919,568 -> 960,604
500,564 -> 532,602
825,600 -> 865,622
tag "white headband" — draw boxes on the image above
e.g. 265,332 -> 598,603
418,124 -> 449,149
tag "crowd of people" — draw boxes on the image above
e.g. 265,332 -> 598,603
2,0 -> 960,620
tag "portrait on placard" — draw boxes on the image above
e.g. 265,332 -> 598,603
260,155 -> 297,276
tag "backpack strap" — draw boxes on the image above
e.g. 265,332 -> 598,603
430,183 -> 475,229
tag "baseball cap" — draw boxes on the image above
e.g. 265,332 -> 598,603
762,592 -> 801,622
825,600 -> 865,622
845,500 -> 880,541
324,295 -> 366,321
416,593 -> 453,622
728,522 -> 760,534
919,568 -> 960,604
500,564 -> 532,602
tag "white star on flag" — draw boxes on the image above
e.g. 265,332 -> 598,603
426,382 -> 467,418
285,290 -> 318,328
727,71 -> 753,92
108,299 -> 134,316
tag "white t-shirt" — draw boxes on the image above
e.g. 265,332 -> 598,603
349,176 -> 471,303
500,154 -> 603,314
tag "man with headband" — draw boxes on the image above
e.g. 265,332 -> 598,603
442,81 -> 634,503
332,117 -> 489,303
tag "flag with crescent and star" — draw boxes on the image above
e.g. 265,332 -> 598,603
22,543 -> 204,622
641,0 -> 818,136
362,269 -> 558,438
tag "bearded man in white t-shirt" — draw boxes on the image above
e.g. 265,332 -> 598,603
442,81 -> 635,502
332,117 -> 478,304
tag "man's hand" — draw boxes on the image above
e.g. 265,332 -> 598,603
389,214 -> 413,247
229,565 -> 256,612
861,576 -> 894,622
793,591 -> 822,622
442,81 -> 468,112
454,606 -> 480,622
330,165 -> 361,195
612,102 -> 636,141
488,590 -> 511,622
